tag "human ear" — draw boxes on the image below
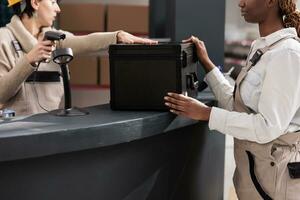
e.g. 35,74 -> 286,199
30,0 -> 40,11
266,0 -> 278,8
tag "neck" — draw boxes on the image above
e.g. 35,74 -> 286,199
21,14 -> 42,39
258,15 -> 284,37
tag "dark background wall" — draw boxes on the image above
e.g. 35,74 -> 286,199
150,0 -> 225,68
0,0 -> 14,27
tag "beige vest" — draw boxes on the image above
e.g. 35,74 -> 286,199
233,37 -> 300,200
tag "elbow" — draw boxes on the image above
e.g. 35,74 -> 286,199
0,98 -> 7,105
218,97 -> 234,111
0,78 -> 20,104
253,114 -> 287,144
254,128 -> 283,144
0,86 -> 6,103
0,91 -> 10,104
0,84 -> 16,104
255,137 -> 272,144
0,84 -> 10,104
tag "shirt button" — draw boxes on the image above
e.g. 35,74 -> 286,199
270,162 -> 275,167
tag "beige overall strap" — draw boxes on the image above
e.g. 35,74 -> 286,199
233,60 -> 256,113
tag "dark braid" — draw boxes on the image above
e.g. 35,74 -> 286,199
279,0 -> 300,36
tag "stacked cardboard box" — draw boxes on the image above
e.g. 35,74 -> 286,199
58,3 -> 149,87
59,3 -> 105,86
68,56 -> 99,86
99,56 -> 110,86
107,4 -> 149,35
59,3 -> 105,33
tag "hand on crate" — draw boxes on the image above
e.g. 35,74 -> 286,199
116,31 -> 158,45
164,92 -> 211,121
182,36 -> 215,73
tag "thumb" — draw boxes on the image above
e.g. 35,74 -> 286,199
182,37 -> 192,43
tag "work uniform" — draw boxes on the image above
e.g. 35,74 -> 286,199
206,28 -> 300,199
0,15 -> 118,116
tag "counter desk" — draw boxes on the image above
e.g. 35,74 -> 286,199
0,91 -> 225,200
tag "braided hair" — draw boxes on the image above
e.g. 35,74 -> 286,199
279,0 -> 300,36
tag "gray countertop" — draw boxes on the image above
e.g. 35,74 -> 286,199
0,91 -> 215,162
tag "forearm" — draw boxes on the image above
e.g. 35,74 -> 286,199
209,107 -> 285,144
202,58 -> 216,73
205,67 -> 234,111
199,55 -> 235,110
62,32 -> 118,55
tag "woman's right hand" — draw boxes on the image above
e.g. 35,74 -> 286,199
182,36 -> 215,73
26,39 -> 55,66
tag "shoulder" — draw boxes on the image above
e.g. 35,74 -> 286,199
0,27 -> 13,45
0,27 -> 12,39
266,40 -> 300,75
278,38 -> 300,54
267,38 -> 300,61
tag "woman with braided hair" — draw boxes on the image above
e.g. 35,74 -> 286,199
165,0 -> 300,199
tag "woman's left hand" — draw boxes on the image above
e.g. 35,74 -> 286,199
164,92 -> 212,121
117,31 -> 158,44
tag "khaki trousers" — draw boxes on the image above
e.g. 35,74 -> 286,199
233,132 -> 300,200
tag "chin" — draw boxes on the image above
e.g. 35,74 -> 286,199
43,20 -> 54,27
41,23 -> 52,28
243,17 -> 256,24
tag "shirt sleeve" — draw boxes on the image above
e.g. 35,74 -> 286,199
209,49 -> 300,144
60,30 -> 119,55
0,41 -> 35,104
205,67 -> 234,111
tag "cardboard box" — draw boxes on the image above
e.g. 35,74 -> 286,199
69,56 -> 99,85
59,3 -> 105,32
107,4 -> 149,34
99,56 -> 110,86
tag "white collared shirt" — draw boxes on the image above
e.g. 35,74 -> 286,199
206,28 -> 300,144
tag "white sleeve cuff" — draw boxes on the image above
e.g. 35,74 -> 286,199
208,106 -> 228,134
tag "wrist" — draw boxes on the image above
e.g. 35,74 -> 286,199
204,106 -> 212,121
25,54 -> 32,63
25,54 -> 34,66
25,54 -> 37,68
202,58 -> 215,73
116,30 -> 124,43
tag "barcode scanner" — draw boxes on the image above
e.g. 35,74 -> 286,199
34,31 -> 85,116
42,31 -> 66,63
44,31 -> 66,41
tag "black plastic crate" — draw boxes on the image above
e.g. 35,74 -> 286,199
109,43 -> 202,110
